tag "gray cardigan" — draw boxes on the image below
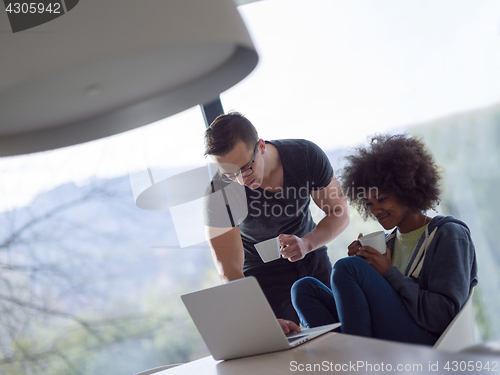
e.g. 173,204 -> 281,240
383,215 -> 478,336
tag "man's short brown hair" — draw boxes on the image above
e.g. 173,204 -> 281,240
204,112 -> 259,157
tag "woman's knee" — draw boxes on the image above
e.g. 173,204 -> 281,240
332,256 -> 361,274
331,256 -> 366,284
291,276 -> 319,297
291,276 -> 327,305
334,255 -> 366,268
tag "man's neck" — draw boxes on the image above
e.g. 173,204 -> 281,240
260,143 -> 283,192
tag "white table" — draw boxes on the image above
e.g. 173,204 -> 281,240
153,333 -> 499,374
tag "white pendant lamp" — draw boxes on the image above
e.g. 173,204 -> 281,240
0,0 -> 258,156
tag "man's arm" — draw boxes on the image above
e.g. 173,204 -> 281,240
280,176 -> 350,262
205,226 -> 245,283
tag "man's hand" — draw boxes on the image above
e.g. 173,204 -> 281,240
279,234 -> 310,262
277,319 -> 301,334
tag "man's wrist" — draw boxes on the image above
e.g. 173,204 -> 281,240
302,236 -> 314,254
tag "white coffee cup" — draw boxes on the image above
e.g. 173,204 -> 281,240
254,237 -> 281,263
358,231 -> 386,254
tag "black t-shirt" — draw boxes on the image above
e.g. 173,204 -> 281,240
204,139 -> 334,274
204,139 -> 335,322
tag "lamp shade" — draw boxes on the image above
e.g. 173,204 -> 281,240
0,0 -> 258,156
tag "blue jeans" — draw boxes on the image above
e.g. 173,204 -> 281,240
291,256 -> 437,345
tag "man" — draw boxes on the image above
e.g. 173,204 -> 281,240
203,112 -> 349,323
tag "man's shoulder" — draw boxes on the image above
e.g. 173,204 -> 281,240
268,139 -> 318,149
268,139 -> 325,158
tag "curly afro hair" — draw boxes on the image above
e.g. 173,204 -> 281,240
340,134 -> 442,219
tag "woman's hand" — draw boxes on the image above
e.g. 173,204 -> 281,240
347,233 -> 363,256
355,246 -> 392,276
277,319 -> 301,334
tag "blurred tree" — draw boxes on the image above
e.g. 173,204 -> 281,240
0,178 -> 213,375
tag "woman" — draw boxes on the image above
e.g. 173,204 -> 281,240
290,134 -> 478,345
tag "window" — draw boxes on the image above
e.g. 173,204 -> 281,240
1,1 -> 499,374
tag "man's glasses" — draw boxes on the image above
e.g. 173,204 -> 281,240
220,142 -> 259,183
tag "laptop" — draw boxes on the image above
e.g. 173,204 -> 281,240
181,276 -> 341,360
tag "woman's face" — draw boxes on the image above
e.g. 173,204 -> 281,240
363,189 -> 413,231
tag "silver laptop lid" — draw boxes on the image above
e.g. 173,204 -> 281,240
181,277 -> 292,360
